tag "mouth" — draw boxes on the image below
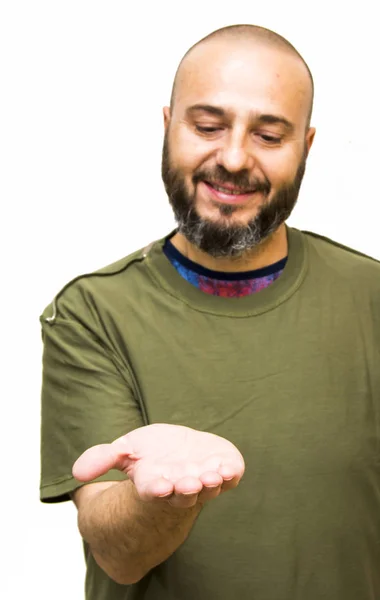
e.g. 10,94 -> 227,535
201,180 -> 258,204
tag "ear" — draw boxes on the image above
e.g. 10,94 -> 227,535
163,106 -> 171,131
305,127 -> 316,155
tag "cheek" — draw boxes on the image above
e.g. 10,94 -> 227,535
173,146 -> 203,178
172,127 -> 212,176
263,147 -> 302,187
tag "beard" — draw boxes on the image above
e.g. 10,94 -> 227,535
161,132 -> 307,258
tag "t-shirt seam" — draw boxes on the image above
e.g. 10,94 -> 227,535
163,238 -> 288,280
303,230 -> 380,265
144,253 -> 304,318
42,318 -> 137,393
40,472 -> 126,489
40,474 -> 75,488
42,317 -> 149,427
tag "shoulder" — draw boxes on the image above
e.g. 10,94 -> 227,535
40,235 -> 167,325
300,230 -> 380,330
302,230 -> 380,276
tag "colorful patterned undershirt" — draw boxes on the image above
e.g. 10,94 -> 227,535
163,238 -> 288,298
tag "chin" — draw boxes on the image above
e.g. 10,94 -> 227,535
197,203 -> 260,226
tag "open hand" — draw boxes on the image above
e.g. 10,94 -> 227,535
73,423 -> 245,508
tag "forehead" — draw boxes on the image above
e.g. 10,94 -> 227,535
174,41 -> 312,127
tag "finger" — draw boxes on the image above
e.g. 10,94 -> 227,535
165,476 -> 203,508
219,457 -> 245,479
174,476 -> 203,496
220,474 -> 242,493
191,471 -> 222,504
137,477 -> 175,503
197,482 -> 222,503
168,491 -> 200,508
199,471 -> 224,488
72,436 -> 134,481
218,460 -> 245,492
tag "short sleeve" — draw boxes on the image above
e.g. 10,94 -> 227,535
40,306 -> 144,503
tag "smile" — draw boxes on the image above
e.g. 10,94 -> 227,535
201,181 -> 257,205
206,181 -> 255,195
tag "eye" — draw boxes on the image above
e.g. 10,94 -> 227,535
195,126 -> 222,134
258,134 -> 282,144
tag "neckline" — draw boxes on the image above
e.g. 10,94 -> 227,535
163,237 -> 288,281
145,226 -> 308,317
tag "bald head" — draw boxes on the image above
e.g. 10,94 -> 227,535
169,24 -> 314,127
161,25 -> 315,259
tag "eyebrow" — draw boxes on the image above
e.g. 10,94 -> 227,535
186,104 -> 294,131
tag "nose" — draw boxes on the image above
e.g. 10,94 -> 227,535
216,131 -> 255,173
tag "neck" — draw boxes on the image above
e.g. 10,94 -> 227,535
170,224 -> 288,273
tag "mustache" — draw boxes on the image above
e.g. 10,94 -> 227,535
193,169 -> 271,195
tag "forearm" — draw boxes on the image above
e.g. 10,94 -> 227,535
77,479 -> 202,585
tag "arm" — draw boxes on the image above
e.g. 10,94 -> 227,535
39,304 -> 145,504
73,480 -> 202,585
72,424 -> 245,585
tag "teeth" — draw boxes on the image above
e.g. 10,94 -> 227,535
210,183 -> 251,195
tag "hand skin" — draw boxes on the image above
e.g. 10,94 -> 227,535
72,423 -> 245,585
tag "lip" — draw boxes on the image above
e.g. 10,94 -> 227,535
200,180 -> 256,204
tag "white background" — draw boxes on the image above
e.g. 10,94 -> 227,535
1,1 -> 379,597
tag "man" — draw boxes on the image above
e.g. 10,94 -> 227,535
40,24 -> 380,600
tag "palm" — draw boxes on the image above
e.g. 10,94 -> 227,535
73,424 -> 245,507
128,424 -> 243,485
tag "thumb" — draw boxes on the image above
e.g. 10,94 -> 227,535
72,436 -> 134,482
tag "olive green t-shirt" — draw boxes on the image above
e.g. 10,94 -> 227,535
40,227 -> 380,600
